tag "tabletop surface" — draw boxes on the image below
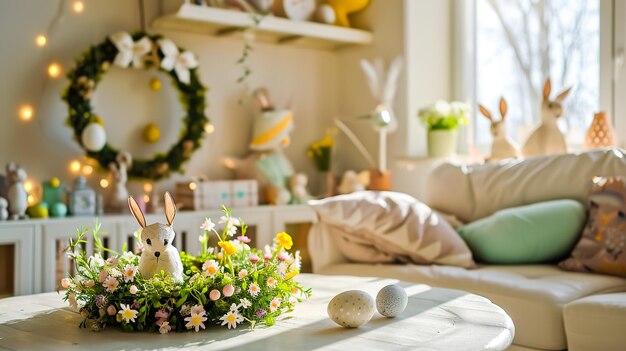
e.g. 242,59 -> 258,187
0,274 -> 514,351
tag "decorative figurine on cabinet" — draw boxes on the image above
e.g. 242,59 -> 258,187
289,173 -> 314,204
6,162 -> 28,220
224,87 -> 308,205
522,79 -> 572,157
106,151 -> 132,213
478,97 -> 521,162
0,197 -> 8,221
70,176 -> 96,216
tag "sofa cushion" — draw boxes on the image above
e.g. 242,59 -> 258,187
317,262 -> 626,350
308,191 -> 475,268
560,176 -> 626,277
425,148 -> 626,222
458,200 -> 586,264
564,293 -> 626,351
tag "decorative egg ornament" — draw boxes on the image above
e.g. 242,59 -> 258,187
327,290 -> 374,328
376,284 -> 408,317
142,123 -> 161,144
81,123 -> 107,151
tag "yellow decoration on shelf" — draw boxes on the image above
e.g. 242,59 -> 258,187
149,78 -> 161,91
327,0 -> 370,27
50,177 -> 61,188
92,115 -> 104,125
142,123 -> 161,144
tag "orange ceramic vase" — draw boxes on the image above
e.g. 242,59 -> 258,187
584,111 -> 617,150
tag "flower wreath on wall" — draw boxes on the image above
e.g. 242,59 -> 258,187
63,31 -> 208,181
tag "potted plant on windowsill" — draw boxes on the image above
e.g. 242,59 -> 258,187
418,100 -> 469,157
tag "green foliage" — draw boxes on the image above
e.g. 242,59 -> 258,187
418,100 -> 470,131
62,210 -> 309,333
62,32 -> 209,181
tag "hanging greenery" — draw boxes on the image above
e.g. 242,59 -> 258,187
63,31 -> 209,181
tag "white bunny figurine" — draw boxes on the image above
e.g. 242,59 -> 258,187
522,78 -> 572,157
107,151 -> 132,213
479,97 -> 521,162
6,163 -> 28,220
0,197 -> 8,221
128,192 -> 184,282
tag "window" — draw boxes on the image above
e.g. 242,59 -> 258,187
461,0 -> 612,151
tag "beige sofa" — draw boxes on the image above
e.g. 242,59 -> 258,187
308,148 -> 626,351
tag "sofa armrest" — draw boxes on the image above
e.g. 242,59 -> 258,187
307,222 -> 349,273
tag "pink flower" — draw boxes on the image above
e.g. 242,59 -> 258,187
264,252 -> 272,260
238,269 -> 248,279
68,293 -> 77,310
277,253 -> 287,261
223,284 -> 234,297
155,310 -> 170,320
237,235 -> 251,243
210,289 -> 221,301
99,269 -> 108,283
159,321 -> 172,334
249,254 -> 259,264
107,305 -> 117,316
103,276 -> 119,293
106,257 -> 118,266
129,285 -> 138,294
85,279 -> 95,288
61,278 -> 71,289
191,305 -> 206,316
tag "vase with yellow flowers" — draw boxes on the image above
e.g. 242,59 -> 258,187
307,131 -> 336,197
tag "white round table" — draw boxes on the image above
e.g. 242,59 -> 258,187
0,274 -> 514,350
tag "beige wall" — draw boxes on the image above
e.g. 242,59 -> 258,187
0,0 -> 453,200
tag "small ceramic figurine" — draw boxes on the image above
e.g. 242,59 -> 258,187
69,176 -> 96,216
128,192 -> 184,282
0,197 -> 8,221
327,0 -> 369,27
338,170 -> 366,194
522,78 -> 572,157
106,151 -> 132,212
6,162 -> 28,220
479,97 -> 521,162
289,173 -> 313,204
224,87 -> 298,205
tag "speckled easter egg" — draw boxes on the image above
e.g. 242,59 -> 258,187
327,290 -> 374,328
376,284 -> 408,317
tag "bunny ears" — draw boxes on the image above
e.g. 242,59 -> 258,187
542,79 -> 572,102
128,192 -> 177,228
479,97 -> 508,122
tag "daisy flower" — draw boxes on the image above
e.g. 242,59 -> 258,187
180,304 -> 192,316
121,251 -> 136,263
269,297 -> 282,312
118,304 -> 138,323
266,277 -> 277,289
103,276 -> 119,293
219,309 -> 244,329
202,260 -> 219,277
200,217 -> 216,232
184,312 -> 207,332
159,321 -> 171,334
109,268 -> 122,278
240,298 -> 252,309
249,282 -> 261,297
123,265 -> 138,283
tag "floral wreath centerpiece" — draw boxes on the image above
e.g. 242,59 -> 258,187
61,193 -> 310,333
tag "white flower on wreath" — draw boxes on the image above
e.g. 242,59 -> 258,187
220,306 -> 244,329
158,38 -> 198,85
110,32 -> 152,69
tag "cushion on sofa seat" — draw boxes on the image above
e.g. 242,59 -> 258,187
564,293 -> 626,351
317,262 -> 626,350
458,199 -> 586,264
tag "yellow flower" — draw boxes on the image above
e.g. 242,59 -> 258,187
284,270 -> 299,281
276,232 -> 293,250
218,241 -> 237,256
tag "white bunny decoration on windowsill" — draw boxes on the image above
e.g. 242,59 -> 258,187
479,97 -> 521,162
522,78 -> 572,157
128,192 -> 184,282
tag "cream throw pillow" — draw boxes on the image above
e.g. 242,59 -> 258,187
308,191 -> 475,268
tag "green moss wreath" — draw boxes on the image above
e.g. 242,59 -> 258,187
63,31 -> 208,181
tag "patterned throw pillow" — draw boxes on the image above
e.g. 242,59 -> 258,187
560,177 -> 626,277
308,191 -> 475,268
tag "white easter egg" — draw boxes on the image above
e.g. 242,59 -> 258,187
376,284 -> 408,317
327,290 -> 374,328
315,4 -> 336,24
81,123 -> 107,152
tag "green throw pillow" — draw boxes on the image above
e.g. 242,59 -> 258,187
457,200 -> 586,264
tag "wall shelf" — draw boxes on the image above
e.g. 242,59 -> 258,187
152,4 -> 373,50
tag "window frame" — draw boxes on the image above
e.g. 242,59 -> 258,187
453,0 -> 616,152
